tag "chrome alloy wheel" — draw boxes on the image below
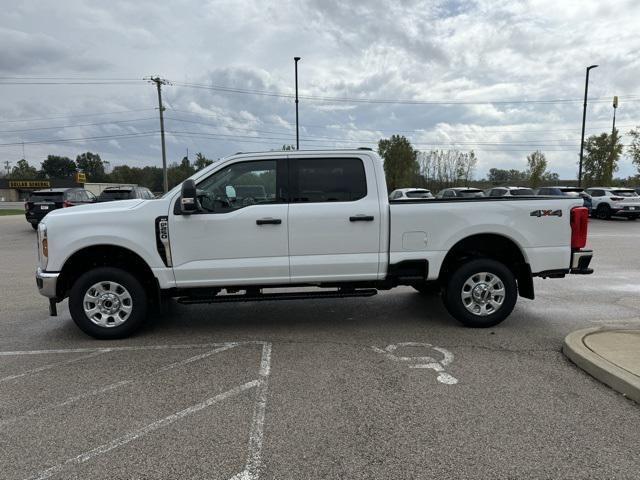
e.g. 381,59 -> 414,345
83,281 -> 133,328
460,272 -> 505,316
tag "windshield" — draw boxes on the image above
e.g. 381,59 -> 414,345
459,190 -> 484,198
510,188 -> 534,196
99,190 -> 134,200
611,190 -> 637,197
29,192 -> 63,202
406,190 -> 432,198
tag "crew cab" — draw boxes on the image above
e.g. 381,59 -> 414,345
35,149 -> 593,339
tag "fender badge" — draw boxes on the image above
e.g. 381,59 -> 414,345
530,209 -> 563,217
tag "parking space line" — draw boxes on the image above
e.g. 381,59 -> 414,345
26,380 -> 260,480
9,342 -> 273,480
231,342 -> 272,480
0,343 -> 240,428
0,350 -> 107,383
0,343 -> 238,356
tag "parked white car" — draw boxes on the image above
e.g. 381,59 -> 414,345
584,187 -> 640,220
485,186 -> 535,197
35,149 -> 593,338
435,187 -> 485,198
389,188 -> 434,200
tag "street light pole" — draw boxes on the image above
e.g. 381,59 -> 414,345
294,57 -> 301,150
578,65 -> 598,187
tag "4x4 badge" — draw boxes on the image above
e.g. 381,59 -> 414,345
530,209 -> 563,217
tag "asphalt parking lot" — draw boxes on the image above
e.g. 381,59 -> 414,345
1,214 -> 639,479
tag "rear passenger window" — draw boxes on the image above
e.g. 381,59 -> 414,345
292,158 -> 367,202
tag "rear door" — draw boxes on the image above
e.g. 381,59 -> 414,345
288,155 -> 381,282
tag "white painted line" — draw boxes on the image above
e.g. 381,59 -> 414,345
0,350 -> 107,383
25,380 -> 260,480
230,342 -> 272,480
373,342 -> 459,385
0,344 -> 239,428
0,342 -> 238,356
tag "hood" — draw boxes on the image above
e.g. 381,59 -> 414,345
45,199 -> 146,220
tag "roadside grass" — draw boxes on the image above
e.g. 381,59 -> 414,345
0,209 -> 24,216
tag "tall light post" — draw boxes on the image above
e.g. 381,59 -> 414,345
607,95 -> 619,183
578,65 -> 598,186
294,57 -> 301,150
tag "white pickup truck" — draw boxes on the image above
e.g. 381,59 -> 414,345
35,149 -> 593,338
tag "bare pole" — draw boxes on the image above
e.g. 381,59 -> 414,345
578,65 -> 598,187
294,57 -> 301,150
147,76 -> 170,193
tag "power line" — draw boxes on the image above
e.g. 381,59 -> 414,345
0,131 -> 158,147
0,117 -> 156,134
170,80 -> 640,105
0,108 -> 157,124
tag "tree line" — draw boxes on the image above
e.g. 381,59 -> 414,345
3,126 -> 640,193
3,152 -> 214,192
379,128 -> 640,192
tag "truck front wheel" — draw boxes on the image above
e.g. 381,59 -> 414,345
442,258 -> 517,328
69,267 -> 148,339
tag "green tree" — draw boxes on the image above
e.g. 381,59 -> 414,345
76,152 -> 106,181
41,155 -> 76,178
194,152 -> 214,171
378,135 -> 419,191
9,159 -> 38,179
487,168 -> 527,184
526,150 -> 547,188
582,131 -> 623,185
628,127 -> 640,177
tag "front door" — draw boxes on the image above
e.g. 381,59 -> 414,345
288,156 -> 381,282
169,158 -> 289,287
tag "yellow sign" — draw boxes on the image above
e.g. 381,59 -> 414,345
75,172 -> 87,183
9,180 -> 51,189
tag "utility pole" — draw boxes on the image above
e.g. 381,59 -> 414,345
294,57 -> 301,150
3,160 -> 10,177
578,65 -> 598,187
147,76 -> 170,193
608,95 -> 619,184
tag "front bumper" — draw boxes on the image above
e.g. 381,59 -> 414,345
36,267 -> 59,298
570,249 -> 593,274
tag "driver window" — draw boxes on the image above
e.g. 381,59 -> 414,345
196,160 -> 277,213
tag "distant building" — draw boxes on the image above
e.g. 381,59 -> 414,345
0,178 -> 83,201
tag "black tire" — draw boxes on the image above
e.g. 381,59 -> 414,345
31,223 -> 38,230
442,258 -> 517,328
596,204 -> 611,220
627,216 -> 638,221
69,267 -> 148,339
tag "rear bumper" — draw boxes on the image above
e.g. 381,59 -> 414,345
36,267 -> 59,298
570,249 -> 593,274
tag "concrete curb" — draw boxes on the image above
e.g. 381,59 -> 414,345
563,327 -> 640,404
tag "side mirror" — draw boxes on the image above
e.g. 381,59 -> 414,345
180,179 -> 198,214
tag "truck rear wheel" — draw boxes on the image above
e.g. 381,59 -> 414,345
442,258 -> 517,328
69,267 -> 148,339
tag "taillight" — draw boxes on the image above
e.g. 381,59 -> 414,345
570,207 -> 588,249
63,200 -> 72,208
610,196 -> 624,201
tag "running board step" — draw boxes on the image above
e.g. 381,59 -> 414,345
177,288 -> 378,305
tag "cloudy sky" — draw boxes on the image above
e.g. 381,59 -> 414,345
1,0 -> 639,179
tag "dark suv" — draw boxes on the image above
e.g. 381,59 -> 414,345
25,188 -> 97,229
536,186 -> 592,213
97,186 -> 155,202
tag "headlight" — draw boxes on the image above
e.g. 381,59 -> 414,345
38,222 -> 48,269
